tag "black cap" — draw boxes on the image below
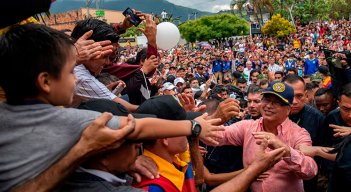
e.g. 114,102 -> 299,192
166,75 -> 176,84
318,66 -> 330,75
136,95 -> 202,120
232,71 -> 242,79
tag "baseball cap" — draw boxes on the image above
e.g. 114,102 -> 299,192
262,81 -> 294,105
162,82 -> 176,91
232,71 -> 242,79
136,95 -> 202,120
318,66 -> 330,75
236,63 -> 244,67
166,75 -> 176,84
174,77 -> 185,86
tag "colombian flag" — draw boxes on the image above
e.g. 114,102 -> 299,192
323,76 -> 332,89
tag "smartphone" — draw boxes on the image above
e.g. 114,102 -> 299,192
112,85 -> 124,95
122,7 -> 142,27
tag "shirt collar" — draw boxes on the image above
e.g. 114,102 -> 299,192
77,167 -> 127,185
258,117 -> 290,135
144,150 -> 188,191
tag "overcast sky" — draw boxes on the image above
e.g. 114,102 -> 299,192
166,0 -> 232,13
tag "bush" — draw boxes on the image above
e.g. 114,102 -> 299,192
261,14 -> 296,38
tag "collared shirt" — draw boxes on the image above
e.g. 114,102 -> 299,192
71,64 -> 117,107
217,118 -> 318,192
77,167 -> 128,185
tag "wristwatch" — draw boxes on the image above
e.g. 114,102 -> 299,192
190,120 -> 202,137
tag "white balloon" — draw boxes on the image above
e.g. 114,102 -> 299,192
156,22 -> 180,50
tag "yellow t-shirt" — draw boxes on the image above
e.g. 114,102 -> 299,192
293,39 -> 301,49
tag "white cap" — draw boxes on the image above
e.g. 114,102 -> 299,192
162,82 -> 175,91
174,77 -> 185,86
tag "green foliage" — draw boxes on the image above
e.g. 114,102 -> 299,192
294,0 -> 331,24
261,14 -> 296,38
120,23 -> 145,38
272,0 -> 295,19
272,0 -> 351,24
179,14 -> 249,43
328,0 -> 351,20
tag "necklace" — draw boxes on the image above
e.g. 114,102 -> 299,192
205,145 -> 217,160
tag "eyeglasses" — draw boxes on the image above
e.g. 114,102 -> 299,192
261,97 -> 287,107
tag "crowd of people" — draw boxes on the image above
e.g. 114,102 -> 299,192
1,0 -> 351,192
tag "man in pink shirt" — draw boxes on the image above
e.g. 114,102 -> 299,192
215,81 -> 318,192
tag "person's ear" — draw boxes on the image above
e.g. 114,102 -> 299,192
37,72 -> 51,94
286,106 -> 291,116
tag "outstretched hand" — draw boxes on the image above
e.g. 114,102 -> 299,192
210,98 -> 240,125
252,131 -> 290,157
138,14 -> 156,47
177,93 -> 206,112
195,113 -> 224,146
250,138 -> 286,175
121,10 -> 145,30
330,124 -> 351,137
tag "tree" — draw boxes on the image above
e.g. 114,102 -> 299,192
120,23 -> 145,37
251,0 -> 274,25
293,0 -> 331,24
179,14 -> 249,43
231,0 -> 274,25
328,0 -> 351,20
272,0 -> 351,24
261,14 -> 296,38
230,0 -> 247,17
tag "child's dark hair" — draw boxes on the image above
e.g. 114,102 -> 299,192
0,24 -> 75,104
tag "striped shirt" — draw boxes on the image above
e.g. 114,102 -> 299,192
71,64 -> 116,107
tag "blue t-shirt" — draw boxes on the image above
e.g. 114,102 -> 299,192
222,60 -> 232,72
285,59 -> 296,73
304,58 -> 319,75
212,59 -> 222,73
